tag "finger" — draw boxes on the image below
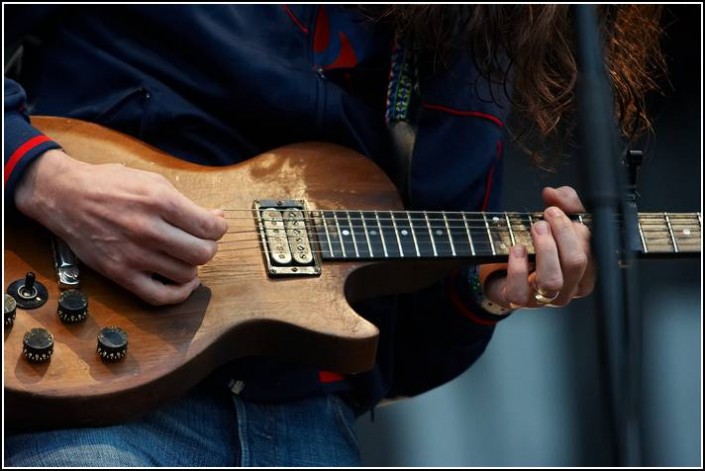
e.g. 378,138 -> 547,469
573,223 -> 595,298
543,206 -> 588,304
126,273 -> 201,306
532,220 -> 563,302
134,249 -> 199,285
499,245 -> 532,308
151,219 -> 220,266
160,192 -> 228,241
542,186 -> 586,214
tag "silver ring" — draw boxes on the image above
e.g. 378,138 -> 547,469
534,286 -> 560,305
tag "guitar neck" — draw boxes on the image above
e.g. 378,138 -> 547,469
312,211 -> 701,261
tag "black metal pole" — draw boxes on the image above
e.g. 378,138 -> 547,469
572,5 -> 641,466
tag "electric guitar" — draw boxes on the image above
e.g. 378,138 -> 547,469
4,117 -> 700,430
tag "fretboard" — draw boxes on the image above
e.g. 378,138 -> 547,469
311,211 -> 701,261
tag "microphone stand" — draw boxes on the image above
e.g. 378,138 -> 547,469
572,5 -> 642,466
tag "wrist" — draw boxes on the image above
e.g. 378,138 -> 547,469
467,265 -> 513,317
15,149 -> 79,221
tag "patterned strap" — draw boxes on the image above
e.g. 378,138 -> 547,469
385,37 -> 417,125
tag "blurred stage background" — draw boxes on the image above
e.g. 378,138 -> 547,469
355,5 -> 702,467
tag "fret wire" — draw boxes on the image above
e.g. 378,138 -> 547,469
423,211 -> 438,257
637,215 -> 648,254
346,211 -> 360,258
483,213 -> 496,256
527,214 -> 536,250
373,211 -> 389,258
332,212 -> 347,258
505,212 -> 516,246
461,212 -> 476,256
407,213 -> 421,257
442,212 -> 456,257
390,211 -> 405,258
320,212 -> 335,258
664,212 -> 678,253
359,211 -> 374,258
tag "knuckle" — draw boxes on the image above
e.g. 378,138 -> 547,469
539,276 -> 563,293
566,252 -> 588,271
129,218 -> 159,243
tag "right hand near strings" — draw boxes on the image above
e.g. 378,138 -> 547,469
14,149 -> 228,305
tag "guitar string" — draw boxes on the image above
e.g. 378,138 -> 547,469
212,212 -> 699,255
217,217 -> 699,239
215,228 -> 699,255
216,210 -> 699,226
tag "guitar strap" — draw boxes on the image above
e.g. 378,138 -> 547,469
385,36 -> 418,208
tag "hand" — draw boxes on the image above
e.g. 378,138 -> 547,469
15,149 -> 228,305
481,186 -> 595,310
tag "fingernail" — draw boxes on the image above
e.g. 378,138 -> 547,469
512,245 -> 526,257
535,221 -> 550,234
546,207 -> 562,218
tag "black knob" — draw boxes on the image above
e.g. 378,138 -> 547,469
57,289 -> 88,323
97,327 -> 128,362
5,293 -> 17,328
23,327 -> 54,363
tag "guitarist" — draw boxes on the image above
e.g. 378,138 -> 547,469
4,5 -> 663,467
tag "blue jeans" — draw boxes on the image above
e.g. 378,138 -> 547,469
4,383 -> 362,467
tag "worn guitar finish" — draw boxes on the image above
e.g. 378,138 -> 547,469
4,117 -> 701,430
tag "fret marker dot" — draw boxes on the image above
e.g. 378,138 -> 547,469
683,229 -> 691,236
370,230 -> 378,236
435,230 -> 444,236
342,230 -> 350,237
401,230 -> 409,236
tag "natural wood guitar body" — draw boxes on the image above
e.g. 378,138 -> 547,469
4,117 -> 407,430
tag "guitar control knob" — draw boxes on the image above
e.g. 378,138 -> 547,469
5,294 -> 17,328
57,289 -> 88,323
23,327 -> 54,363
97,327 -> 128,362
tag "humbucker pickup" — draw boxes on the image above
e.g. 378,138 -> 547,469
254,199 -> 321,277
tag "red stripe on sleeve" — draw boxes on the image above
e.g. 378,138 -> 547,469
421,102 -> 504,128
283,5 -> 309,35
4,135 -> 52,186
481,140 -> 503,211
319,370 -> 345,383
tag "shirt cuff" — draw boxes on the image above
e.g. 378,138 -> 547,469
4,111 -> 61,208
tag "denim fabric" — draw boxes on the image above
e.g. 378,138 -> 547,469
4,383 -> 362,467
233,394 -> 362,467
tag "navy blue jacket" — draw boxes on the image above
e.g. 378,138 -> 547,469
4,5 -> 512,413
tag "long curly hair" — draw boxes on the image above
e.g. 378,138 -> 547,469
373,4 -> 666,168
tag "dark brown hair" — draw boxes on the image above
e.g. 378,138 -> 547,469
374,5 -> 666,168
